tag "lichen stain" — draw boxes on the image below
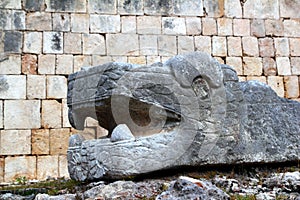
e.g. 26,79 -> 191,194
163,19 -> 175,29
51,33 -> 61,51
0,76 -> 9,92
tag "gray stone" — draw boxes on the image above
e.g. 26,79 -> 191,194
0,10 -> 11,30
12,10 -> 25,30
118,0 -> 143,15
203,0 -> 223,17
67,52 -> 300,181
88,0 -> 116,14
244,0 -> 280,19
144,0 -> 172,15
53,13 -> 70,32
110,124 -> 135,142
43,32 -> 63,54
174,0 -> 204,16
24,0 -> 45,11
45,0 -> 86,12
3,31 -> 22,53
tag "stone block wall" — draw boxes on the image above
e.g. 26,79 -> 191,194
0,0 -> 299,182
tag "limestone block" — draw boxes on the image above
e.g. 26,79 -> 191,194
73,55 -> 92,72
0,75 -> 26,99
2,31 -> 23,53
92,56 -> 112,65
0,55 -> 21,74
244,0 -> 279,19
62,99 -> 71,128
0,101 -> 2,129
283,20 -> 300,37
45,0 -> 86,12
106,34 -> 139,56
59,155 -> 69,178
23,32 -> 42,54
27,75 -> 46,99
226,57 -> 243,75
53,13 -> 70,32
217,18 -> 232,36
64,33 -> 82,54
0,10 -> 11,30
202,18 -> 217,36
289,38 -> 300,56
128,56 -> 146,65
139,35 -> 158,55
0,158 -> 3,182
233,19 -> 250,36
203,0 -> 224,17
22,54 -> 37,74
243,57 -> 263,76
195,36 -> 211,54
118,0 -> 143,15
284,76 -> 299,98
178,36 -> 194,54
267,76 -> 284,97
242,37 -> 259,57
174,0 -> 204,16
186,17 -> 201,35
274,38 -> 289,56
246,76 -> 267,84
162,17 -> 186,35
88,0 -> 116,14
214,57 -> 224,64
111,56 -> 127,63
0,0 -> 21,9
265,20 -> 284,37
46,76 -> 67,99
137,16 -> 161,34
43,32 -> 63,54
83,34 -> 106,55
280,0 -> 300,18
144,0 -> 172,15
259,38 -> 274,57
212,36 -> 227,57
90,15 -> 120,33
224,0 -> 242,18
37,156 -> 58,180
50,129 -> 70,155
32,129 -> 50,155
121,16 -> 136,33
158,35 -> 177,56
56,55 -> 73,75
42,100 -> 62,129
11,10 -> 25,30
276,57 -> 291,75
0,130 -> 31,155
263,57 -> 277,76
146,56 -> 161,65
291,57 -> 300,75
71,14 -> 89,33
26,12 -> 52,31
4,100 -> 40,129
4,156 -> 36,182
251,19 -> 265,37
38,55 -> 55,74
227,37 -> 242,57
23,0 -> 45,11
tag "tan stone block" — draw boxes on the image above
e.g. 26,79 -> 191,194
22,54 -> 37,74
4,100 -> 40,129
274,38 -> 289,56
46,76 -> 67,99
111,56 -> 127,63
32,129 -> 50,155
146,56 -> 161,65
106,34 -> 139,56
161,56 -> 172,63
38,55 -> 56,74
92,56 -> 112,65
0,75 -> 26,99
128,56 -> 146,65
178,36 -> 194,54
162,17 -> 186,35
203,0 -> 224,17
80,128 -> 97,140
217,18 -> 232,36
276,57 -> 291,75
0,101 -> 2,129
62,99 -> 71,128
50,128 -> 70,155
23,32 -> 42,54
280,0 -> 300,18
71,14 -> 89,33
173,0 -> 204,16
27,12 -> 52,31
267,76 -> 284,97
289,38 -> 300,56
195,36 -> 211,54
263,57 -> 277,76
37,155 -> 58,180
212,36 -> 227,57
0,55 -> 21,75
96,126 -> 109,138
250,19 -> 265,37
158,35 -> 177,56
283,20 -> 300,37
233,19 -> 250,36
42,100 -> 61,129
0,130 -> 31,155
73,55 -> 92,72
0,158 -> 3,182
139,35 -> 158,55
59,155 -> 69,178
137,16 -> 161,34
259,38 -> 274,57
56,55 -> 73,75
64,33 -> 82,54
284,76 -> 299,98
227,37 -> 242,57
243,57 -> 263,76
246,76 -> 267,84
224,0 -> 242,18
291,57 -> 300,75
242,37 -> 259,57
226,57 -> 243,75
243,0 -> 279,19
4,156 -> 36,182
27,75 -> 46,99
202,18 -> 217,36
90,15 -> 120,33
121,16 -> 136,33
186,17 -> 201,35
53,13 -> 70,32
265,19 -> 284,36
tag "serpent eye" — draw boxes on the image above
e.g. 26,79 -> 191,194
192,76 -> 210,100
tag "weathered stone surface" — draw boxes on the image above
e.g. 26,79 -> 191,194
283,20 -> 300,37
263,57 -> 277,76
267,76 -> 284,97
32,129 -> 50,155
128,56 -> 146,65
247,76 -> 267,84
227,37 -> 242,56
0,10 -> 11,30
251,19 -> 265,37
0,55 -> 21,74
242,37 -> 259,57
37,155 -> 58,180
83,34 -> 106,55
24,32 -> 42,54
291,57 -> 300,75
186,17 -> 201,35
110,124 -> 134,142
212,36 -> 227,56
0,0 -> 21,9
121,16 -> 136,33
88,0 -> 116,14
90,15 -> 120,33
0,101 -> 2,129
289,38 -> 300,56
4,100 -> 40,129
259,38 -> 275,57
64,33 -> 82,54
46,76 -> 67,99
244,0 -> 279,19
70,14 -> 89,33
62,99 -> 71,128
21,54 -> 37,74
284,76 -> 300,98
27,75 -> 46,99
162,17 -> 186,35
73,55 -> 92,72
67,52 -> 300,181
174,0 -> 203,16
59,155 -> 69,178
137,16 -> 161,34
139,35 -> 158,55
3,31 -> 23,53
4,156 -> 36,182
56,55 -> 73,75
50,129 -> 70,155
276,57 -> 291,75
53,13 -> 70,32
233,19 -> 250,36
224,0 -> 242,18
265,19 -> 284,36
0,130 -> 31,155
178,36 -> 194,54
144,0 -> 172,15
0,157 -> 3,182
274,38 -> 289,56
217,18 -> 232,36
202,18 -> 217,36
11,10 -> 25,30
280,0 -> 300,18
226,57 -> 243,75
42,100 -> 62,129
26,12 -> 52,31
195,36 -> 211,54
118,0 -> 143,15
24,0 -> 45,11
43,32 -> 63,54
106,34 -> 139,56
38,55 -> 56,74
158,35 -> 176,56
203,0 -> 224,17
45,0 -> 86,12
0,75 -> 26,99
